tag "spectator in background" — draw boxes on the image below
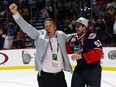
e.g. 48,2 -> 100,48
20,0 -> 29,7
113,13 -> 116,45
69,17 -> 103,87
40,6 -> 49,19
0,17 -> 5,50
62,23 -> 71,34
94,15 -> 108,46
12,29 -> 26,49
21,6 -> 29,22
104,3 -> 115,45
46,6 -> 54,18
68,19 -> 76,33
5,22 -> 16,36
0,29 -> 4,49
3,30 -> 13,49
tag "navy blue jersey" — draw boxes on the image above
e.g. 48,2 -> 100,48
70,30 -> 103,70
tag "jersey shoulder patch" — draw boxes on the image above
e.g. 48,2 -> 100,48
88,33 -> 96,39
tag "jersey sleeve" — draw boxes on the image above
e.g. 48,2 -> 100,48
82,33 -> 103,64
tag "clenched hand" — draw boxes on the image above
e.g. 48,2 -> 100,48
9,3 -> 18,14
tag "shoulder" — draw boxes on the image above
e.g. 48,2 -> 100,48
85,31 -> 97,40
85,31 -> 101,44
87,32 -> 97,39
56,30 -> 66,36
57,30 -> 64,34
85,31 -> 102,48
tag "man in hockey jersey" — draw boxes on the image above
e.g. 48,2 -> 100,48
70,17 -> 103,87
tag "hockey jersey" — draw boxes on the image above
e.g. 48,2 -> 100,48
69,30 -> 103,70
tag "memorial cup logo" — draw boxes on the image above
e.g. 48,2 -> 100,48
108,50 -> 116,60
22,50 -> 32,64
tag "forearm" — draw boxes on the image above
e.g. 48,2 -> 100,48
13,13 -> 39,39
9,3 -> 40,40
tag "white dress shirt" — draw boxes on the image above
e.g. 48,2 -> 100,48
42,35 -> 64,73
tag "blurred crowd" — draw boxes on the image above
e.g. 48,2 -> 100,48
0,0 -> 32,50
0,0 -> 116,50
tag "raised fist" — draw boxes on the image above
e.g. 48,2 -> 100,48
9,3 -> 18,14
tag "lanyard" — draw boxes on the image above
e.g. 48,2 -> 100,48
49,37 -> 59,53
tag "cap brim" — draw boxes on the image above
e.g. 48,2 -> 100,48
75,21 -> 83,25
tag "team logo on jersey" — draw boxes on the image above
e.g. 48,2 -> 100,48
88,33 -> 96,39
73,45 -> 83,54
